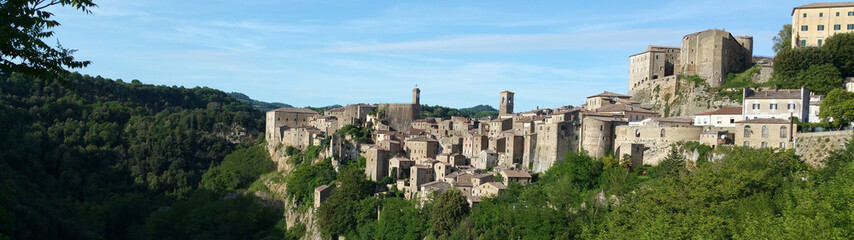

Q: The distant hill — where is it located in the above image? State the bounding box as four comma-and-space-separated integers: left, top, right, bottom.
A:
460, 104, 497, 113
228, 92, 293, 112
421, 104, 498, 119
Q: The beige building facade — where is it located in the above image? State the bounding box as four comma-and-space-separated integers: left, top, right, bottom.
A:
735, 118, 794, 149
792, 2, 854, 47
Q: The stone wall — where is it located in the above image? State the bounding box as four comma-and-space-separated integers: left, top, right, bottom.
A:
631, 76, 739, 117
377, 103, 420, 132
795, 131, 854, 166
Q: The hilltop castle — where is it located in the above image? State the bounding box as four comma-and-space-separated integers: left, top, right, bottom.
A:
629, 29, 753, 96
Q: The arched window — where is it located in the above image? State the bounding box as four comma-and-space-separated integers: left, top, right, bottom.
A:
744, 125, 752, 137
660, 129, 666, 138
635, 129, 641, 138
762, 126, 769, 138
780, 126, 788, 138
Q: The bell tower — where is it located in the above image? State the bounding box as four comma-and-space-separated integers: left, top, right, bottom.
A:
412, 88, 420, 105
499, 90, 514, 116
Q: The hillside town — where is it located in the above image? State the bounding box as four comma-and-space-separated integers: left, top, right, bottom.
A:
264, 2, 854, 207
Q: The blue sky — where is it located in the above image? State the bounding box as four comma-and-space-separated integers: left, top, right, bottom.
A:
51, 0, 809, 111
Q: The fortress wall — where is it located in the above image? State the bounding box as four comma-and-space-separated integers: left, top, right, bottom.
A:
795, 131, 854, 166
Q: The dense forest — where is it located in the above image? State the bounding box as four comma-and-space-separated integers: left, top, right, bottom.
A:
421, 104, 499, 119
305, 143, 854, 239
0, 72, 284, 239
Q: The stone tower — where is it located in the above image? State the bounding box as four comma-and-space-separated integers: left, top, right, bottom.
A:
413, 88, 420, 105
499, 90, 514, 116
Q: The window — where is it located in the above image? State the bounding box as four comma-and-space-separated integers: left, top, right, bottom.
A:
788, 103, 796, 110
801, 39, 807, 46
716, 117, 722, 124
762, 126, 769, 138
752, 103, 760, 110
780, 126, 787, 138
850, 11, 854, 16
801, 25, 808, 31
761, 142, 768, 148
744, 125, 752, 137
770, 103, 778, 110
818, 25, 824, 31
835, 24, 841, 30
635, 129, 640, 138
820, 12, 824, 17
660, 129, 666, 138
818, 39, 823, 47
780, 142, 787, 148
803, 13, 807, 17
849, 24, 854, 30
730, 118, 735, 124
599, 125, 603, 131
744, 141, 750, 147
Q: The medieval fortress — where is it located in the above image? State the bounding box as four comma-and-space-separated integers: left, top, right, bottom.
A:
265, 2, 854, 206
629, 29, 753, 96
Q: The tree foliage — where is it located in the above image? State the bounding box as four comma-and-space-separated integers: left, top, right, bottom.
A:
824, 32, 854, 77
772, 24, 792, 53
819, 88, 854, 128
429, 189, 470, 238
200, 145, 275, 193
0, 0, 95, 87
0, 72, 262, 239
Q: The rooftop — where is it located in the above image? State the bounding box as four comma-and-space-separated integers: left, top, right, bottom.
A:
588, 91, 630, 99
502, 169, 532, 179
793, 2, 854, 14
596, 104, 656, 114
271, 107, 320, 114
744, 88, 804, 99
695, 107, 743, 116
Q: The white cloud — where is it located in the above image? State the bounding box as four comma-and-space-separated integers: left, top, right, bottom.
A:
321, 29, 687, 53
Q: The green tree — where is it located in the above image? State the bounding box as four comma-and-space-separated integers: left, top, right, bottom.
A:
823, 32, 854, 77
430, 189, 470, 238
790, 63, 843, 95
819, 88, 854, 129
1, 0, 95, 87
772, 47, 833, 83
375, 198, 429, 240
772, 24, 792, 53
316, 167, 374, 237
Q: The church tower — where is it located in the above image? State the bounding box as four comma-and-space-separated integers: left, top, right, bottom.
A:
413, 88, 420, 105
499, 90, 514, 116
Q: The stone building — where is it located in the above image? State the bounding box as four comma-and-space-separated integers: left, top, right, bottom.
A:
281, 127, 322, 149
365, 147, 390, 182
809, 94, 825, 124
265, 107, 319, 146
462, 133, 488, 159
474, 149, 498, 170
791, 2, 854, 48
614, 117, 703, 165
694, 107, 742, 128
742, 88, 810, 122
473, 182, 506, 197
409, 165, 434, 193
735, 118, 794, 149
531, 116, 575, 172
579, 114, 627, 159
629, 29, 753, 94
376, 88, 422, 132
389, 157, 415, 179
314, 185, 332, 208
501, 169, 532, 186
680, 29, 753, 87
629, 46, 680, 95
405, 136, 438, 160
585, 91, 632, 111
310, 115, 340, 134
325, 104, 374, 127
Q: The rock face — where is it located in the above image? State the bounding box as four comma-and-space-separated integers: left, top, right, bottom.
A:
630, 75, 739, 118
